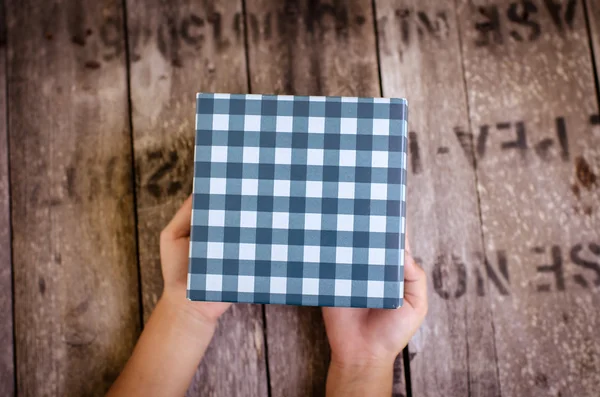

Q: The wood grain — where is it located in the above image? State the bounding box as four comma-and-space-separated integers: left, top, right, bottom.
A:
6, 1, 140, 395
125, 1, 268, 396
586, 0, 600, 94
392, 354, 406, 397
457, 0, 600, 395
0, 0, 15, 394
243, 1, 395, 396
375, 1, 500, 395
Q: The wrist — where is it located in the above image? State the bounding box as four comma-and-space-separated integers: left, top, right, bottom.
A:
108, 292, 216, 396
329, 356, 395, 378
157, 292, 218, 343
326, 357, 394, 397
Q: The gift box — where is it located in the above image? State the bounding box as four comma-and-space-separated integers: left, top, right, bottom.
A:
187, 93, 407, 308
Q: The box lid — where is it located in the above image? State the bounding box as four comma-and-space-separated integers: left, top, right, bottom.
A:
187, 93, 407, 308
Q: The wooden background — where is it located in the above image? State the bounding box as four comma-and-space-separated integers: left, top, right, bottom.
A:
1, 0, 599, 396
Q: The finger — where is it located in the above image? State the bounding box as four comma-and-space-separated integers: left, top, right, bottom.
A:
401, 232, 427, 313
403, 234, 421, 282
402, 249, 427, 312
403, 230, 419, 281
161, 195, 193, 241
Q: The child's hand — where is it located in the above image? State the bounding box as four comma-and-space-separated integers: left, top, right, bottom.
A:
322, 238, 427, 396
108, 196, 232, 397
159, 195, 231, 325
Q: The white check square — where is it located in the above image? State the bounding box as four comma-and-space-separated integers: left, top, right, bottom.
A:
240, 211, 257, 228
302, 278, 320, 295
276, 116, 293, 132
206, 274, 223, 291
303, 245, 321, 263
307, 148, 324, 165
207, 242, 224, 259
335, 279, 352, 296
308, 117, 325, 133
241, 179, 259, 195
239, 244, 256, 260
270, 277, 287, 294
271, 244, 288, 261
338, 182, 355, 199
243, 146, 260, 163
212, 114, 229, 130
371, 183, 388, 200
369, 248, 386, 265
272, 212, 289, 229
337, 214, 354, 231
238, 275, 255, 293
336, 247, 353, 264
210, 178, 227, 195
370, 215, 387, 232
275, 147, 292, 164
373, 119, 390, 135
371, 151, 389, 168
208, 210, 225, 226
368, 280, 385, 298
273, 179, 291, 197
244, 115, 261, 131
340, 117, 358, 134
306, 181, 323, 198
211, 146, 228, 162
239, 243, 256, 260
304, 213, 322, 230
339, 150, 356, 167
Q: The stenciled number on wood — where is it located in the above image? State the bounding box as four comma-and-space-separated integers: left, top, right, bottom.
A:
100, 16, 124, 61
376, 6, 450, 54
246, 3, 361, 43
476, 118, 569, 161
126, 11, 244, 67
393, 8, 449, 46
424, 251, 510, 300
407, 114, 600, 174
421, 242, 600, 300
145, 150, 183, 198
474, 0, 577, 46
377, 0, 578, 52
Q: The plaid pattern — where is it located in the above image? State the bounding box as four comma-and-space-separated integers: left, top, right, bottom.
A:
187, 93, 407, 308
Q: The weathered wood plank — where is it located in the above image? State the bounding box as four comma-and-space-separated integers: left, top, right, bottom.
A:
375, 1, 501, 396
125, 1, 268, 396
243, 1, 398, 396
392, 355, 406, 397
0, 0, 15, 394
6, 1, 140, 395
457, 0, 600, 395
586, 0, 600, 94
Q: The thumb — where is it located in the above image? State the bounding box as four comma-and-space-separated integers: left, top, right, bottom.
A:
402, 233, 427, 313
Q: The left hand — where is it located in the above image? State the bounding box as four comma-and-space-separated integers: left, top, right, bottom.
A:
322, 236, 427, 374
107, 195, 233, 397
159, 195, 231, 324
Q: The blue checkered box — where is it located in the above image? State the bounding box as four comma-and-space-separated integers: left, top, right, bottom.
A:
187, 93, 407, 308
